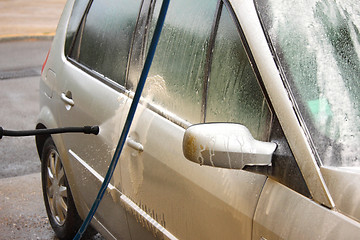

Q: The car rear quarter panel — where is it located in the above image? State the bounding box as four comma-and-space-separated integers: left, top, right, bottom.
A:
38, 1, 128, 239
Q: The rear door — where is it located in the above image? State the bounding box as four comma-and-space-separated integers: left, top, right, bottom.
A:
56, 0, 142, 237
119, 1, 272, 239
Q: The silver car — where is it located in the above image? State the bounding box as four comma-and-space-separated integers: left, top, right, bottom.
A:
36, 0, 360, 239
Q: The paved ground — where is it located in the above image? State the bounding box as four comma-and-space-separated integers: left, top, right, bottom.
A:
0, 39, 56, 238
0, 0, 66, 236
0, 173, 56, 240
0, 39, 52, 179
0, 1, 86, 239
0, 39, 51, 73
0, 76, 41, 179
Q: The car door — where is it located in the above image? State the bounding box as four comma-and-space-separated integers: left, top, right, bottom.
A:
55, 0, 142, 237
119, 1, 271, 239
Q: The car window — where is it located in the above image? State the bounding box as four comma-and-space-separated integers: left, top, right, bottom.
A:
255, 0, 360, 167
142, 0, 218, 124
204, 3, 310, 197
69, 0, 141, 86
126, 0, 156, 90
205, 4, 272, 141
64, 0, 89, 55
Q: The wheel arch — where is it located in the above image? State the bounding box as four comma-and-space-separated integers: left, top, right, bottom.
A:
35, 123, 51, 161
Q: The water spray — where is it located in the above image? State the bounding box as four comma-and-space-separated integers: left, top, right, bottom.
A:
0, 126, 99, 139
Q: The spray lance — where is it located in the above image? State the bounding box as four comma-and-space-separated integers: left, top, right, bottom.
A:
0, 126, 99, 139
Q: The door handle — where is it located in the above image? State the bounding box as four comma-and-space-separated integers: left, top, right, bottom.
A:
61, 92, 74, 109
126, 137, 144, 152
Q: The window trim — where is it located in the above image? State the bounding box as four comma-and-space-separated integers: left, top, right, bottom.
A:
67, 57, 128, 94
66, 0, 93, 57
201, 0, 223, 122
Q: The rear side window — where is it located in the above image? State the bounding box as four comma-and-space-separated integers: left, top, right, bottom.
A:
68, 0, 141, 86
65, 0, 89, 55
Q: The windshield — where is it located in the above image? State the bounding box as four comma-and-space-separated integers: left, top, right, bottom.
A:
255, 0, 360, 167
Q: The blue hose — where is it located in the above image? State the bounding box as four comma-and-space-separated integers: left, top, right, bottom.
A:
73, 0, 170, 239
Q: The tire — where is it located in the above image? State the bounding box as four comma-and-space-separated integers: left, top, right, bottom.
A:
41, 138, 83, 240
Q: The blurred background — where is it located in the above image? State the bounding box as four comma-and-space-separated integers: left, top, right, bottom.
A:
0, 1, 73, 239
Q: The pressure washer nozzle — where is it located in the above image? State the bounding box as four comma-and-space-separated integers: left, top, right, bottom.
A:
83, 126, 100, 135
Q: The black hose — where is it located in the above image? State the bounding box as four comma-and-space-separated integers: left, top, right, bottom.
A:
0, 126, 99, 139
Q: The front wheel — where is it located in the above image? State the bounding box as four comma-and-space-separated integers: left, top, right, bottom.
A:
41, 138, 83, 239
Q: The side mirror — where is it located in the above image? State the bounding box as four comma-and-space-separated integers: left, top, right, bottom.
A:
182, 123, 277, 169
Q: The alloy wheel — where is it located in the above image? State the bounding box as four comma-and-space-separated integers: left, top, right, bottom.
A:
46, 149, 68, 226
